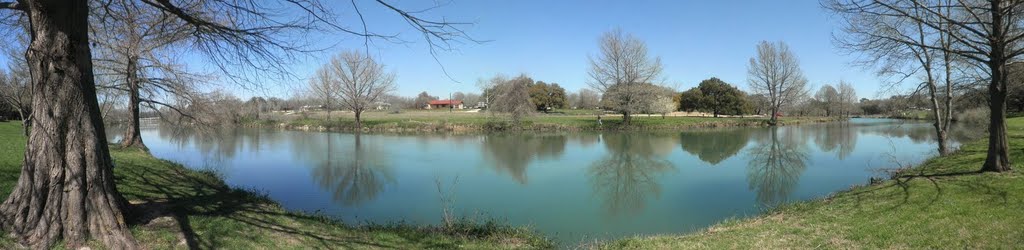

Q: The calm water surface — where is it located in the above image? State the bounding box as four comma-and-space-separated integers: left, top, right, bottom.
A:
111, 118, 977, 244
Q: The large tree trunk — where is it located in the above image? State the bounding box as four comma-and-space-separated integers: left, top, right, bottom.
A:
0, 0, 139, 248
982, 1, 1012, 173
622, 112, 631, 126
983, 66, 1011, 172
121, 57, 146, 150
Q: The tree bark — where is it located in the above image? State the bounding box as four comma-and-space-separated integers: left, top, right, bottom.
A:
983, 61, 1011, 172
0, 0, 139, 248
354, 110, 362, 129
982, 1, 1012, 173
622, 112, 631, 125
120, 57, 146, 150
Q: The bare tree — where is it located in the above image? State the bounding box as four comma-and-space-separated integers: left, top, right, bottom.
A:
815, 84, 840, 116
90, 2, 198, 150
837, 80, 858, 117
577, 88, 601, 109
0, 0, 478, 248
588, 28, 664, 125
0, 37, 30, 135
327, 50, 396, 129
489, 74, 535, 125
308, 67, 339, 119
825, 0, 1019, 171
747, 41, 809, 125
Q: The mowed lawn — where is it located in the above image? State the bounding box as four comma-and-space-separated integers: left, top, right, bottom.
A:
0, 122, 551, 249
600, 119, 1024, 249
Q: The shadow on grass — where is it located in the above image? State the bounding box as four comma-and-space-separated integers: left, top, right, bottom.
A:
115, 157, 480, 249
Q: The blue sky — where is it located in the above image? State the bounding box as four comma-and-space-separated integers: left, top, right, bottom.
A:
2, 1, 892, 100
289, 0, 888, 99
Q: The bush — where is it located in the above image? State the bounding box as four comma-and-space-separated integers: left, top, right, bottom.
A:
953, 107, 989, 126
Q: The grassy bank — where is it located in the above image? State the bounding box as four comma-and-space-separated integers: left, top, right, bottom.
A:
599, 119, 1024, 249
258, 110, 840, 132
0, 122, 551, 249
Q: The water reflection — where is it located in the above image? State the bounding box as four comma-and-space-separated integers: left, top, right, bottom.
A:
481, 134, 568, 184
812, 122, 857, 160
123, 118, 989, 244
588, 134, 677, 216
746, 127, 809, 207
305, 133, 395, 206
678, 128, 752, 165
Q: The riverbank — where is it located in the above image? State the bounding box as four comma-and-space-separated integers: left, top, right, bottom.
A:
597, 118, 1024, 249
0, 122, 552, 249
253, 110, 841, 133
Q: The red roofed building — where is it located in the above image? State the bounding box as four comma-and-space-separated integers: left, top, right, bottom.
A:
426, 100, 464, 109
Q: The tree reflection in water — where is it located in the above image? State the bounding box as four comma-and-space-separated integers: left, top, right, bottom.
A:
588, 133, 676, 216
481, 134, 567, 184
746, 127, 809, 207
679, 128, 752, 165
309, 133, 394, 206
811, 122, 857, 160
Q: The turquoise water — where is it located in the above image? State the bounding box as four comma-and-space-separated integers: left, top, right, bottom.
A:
115, 118, 975, 244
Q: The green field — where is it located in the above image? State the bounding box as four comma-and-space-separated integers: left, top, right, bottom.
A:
0, 122, 551, 249
598, 119, 1024, 249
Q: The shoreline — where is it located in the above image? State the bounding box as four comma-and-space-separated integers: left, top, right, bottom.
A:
597, 118, 1024, 249
247, 116, 845, 133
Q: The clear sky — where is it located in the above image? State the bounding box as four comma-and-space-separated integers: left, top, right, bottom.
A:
0, 1, 894, 100
284, 0, 888, 100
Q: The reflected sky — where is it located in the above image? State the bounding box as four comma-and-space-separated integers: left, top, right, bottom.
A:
111, 118, 980, 245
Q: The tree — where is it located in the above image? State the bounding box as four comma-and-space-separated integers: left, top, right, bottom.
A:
463, 93, 481, 107
413, 91, 439, 109
327, 50, 396, 129
0, 39, 30, 135
837, 81, 858, 117
747, 41, 809, 125
648, 95, 677, 118
747, 94, 770, 116
587, 28, 664, 125
451, 92, 467, 103
245, 97, 267, 120
90, 2, 198, 150
308, 67, 339, 118
576, 88, 601, 109
814, 84, 840, 117
678, 88, 704, 112
0, 0, 476, 248
825, 0, 1017, 171
695, 77, 749, 117
489, 74, 535, 124
528, 81, 567, 112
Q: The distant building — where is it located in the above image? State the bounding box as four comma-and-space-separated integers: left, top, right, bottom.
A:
374, 102, 391, 110
426, 100, 464, 109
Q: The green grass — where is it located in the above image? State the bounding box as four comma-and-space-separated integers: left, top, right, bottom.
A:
0, 122, 552, 249
267, 110, 837, 132
599, 119, 1024, 249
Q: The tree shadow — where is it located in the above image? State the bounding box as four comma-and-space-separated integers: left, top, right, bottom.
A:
116, 158, 455, 249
